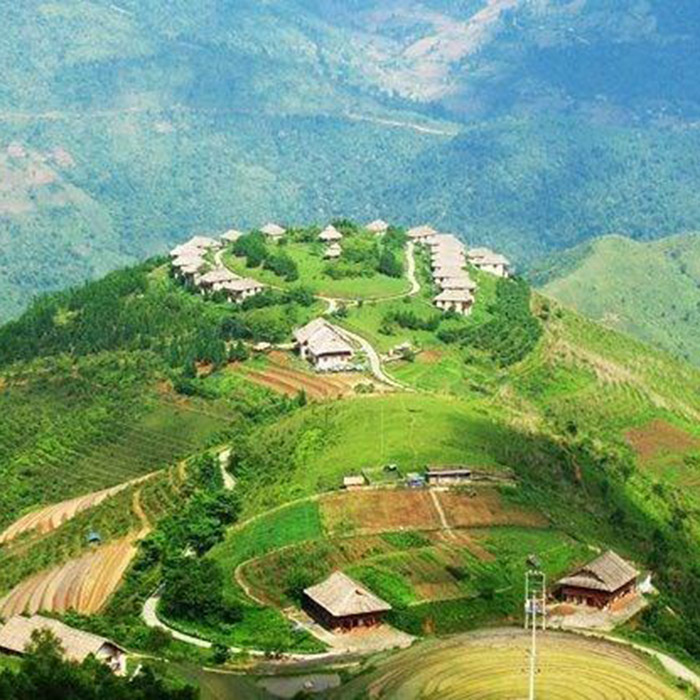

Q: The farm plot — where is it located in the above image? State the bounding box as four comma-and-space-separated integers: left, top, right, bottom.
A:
321, 490, 442, 535
0, 535, 140, 617
438, 489, 548, 529
320, 488, 546, 536
331, 629, 687, 700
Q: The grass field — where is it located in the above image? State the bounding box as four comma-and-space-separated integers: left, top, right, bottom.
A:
332, 630, 688, 699
236, 393, 513, 511
223, 242, 410, 299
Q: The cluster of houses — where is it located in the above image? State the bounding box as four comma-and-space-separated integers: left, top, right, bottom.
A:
169, 233, 266, 303
0, 614, 127, 674
293, 318, 356, 371
405, 225, 511, 317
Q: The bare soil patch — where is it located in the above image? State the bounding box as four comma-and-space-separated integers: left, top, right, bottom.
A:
321, 490, 442, 535
626, 420, 700, 464
437, 489, 547, 529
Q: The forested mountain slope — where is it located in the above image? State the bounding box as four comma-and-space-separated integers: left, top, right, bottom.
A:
532, 233, 700, 366
4, 0, 700, 320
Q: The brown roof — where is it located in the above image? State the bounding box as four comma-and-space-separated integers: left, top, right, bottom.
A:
0, 615, 123, 662
439, 276, 477, 291
557, 551, 638, 593
198, 269, 239, 285
304, 572, 391, 617
434, 289, 474, 303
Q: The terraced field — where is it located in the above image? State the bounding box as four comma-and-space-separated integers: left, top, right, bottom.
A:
333, 630, 687, 699
0, 473, 156, 544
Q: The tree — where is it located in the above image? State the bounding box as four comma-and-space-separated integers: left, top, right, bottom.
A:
378, 249, 403, 278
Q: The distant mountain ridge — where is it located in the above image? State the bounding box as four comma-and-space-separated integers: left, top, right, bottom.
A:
533, 233, 700, 366
3, 1, 700, 320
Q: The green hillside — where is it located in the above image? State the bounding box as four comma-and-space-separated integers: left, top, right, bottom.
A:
3, 234, 700, 690
532, 233, 700, 366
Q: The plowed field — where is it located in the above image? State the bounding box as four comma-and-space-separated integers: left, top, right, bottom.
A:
332, 629, 687, 699
321, 489, 545, 535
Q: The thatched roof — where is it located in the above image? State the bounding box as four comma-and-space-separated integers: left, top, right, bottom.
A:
324, 242, 342, 258
429, 234, 463, 248
261, 223, 286, 237
319, 225, 343, 242
220, 278, 264, 292
406, 225, 437, 239
304, 572, 391, 617
468, 248, 510, 266
198, 269, 239, 285
435, 289, 474, 303
557, 551, 638, 593
0, 615, 123, 663
366, 219, 389, 234
221, 229, 243, 243
294, 319, 353, 357
187, 236, 219, 249
439, 276, 477, 291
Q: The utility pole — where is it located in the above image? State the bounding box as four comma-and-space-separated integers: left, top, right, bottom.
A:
524, 556, 546, 700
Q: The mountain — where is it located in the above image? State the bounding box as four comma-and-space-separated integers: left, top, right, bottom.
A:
532, 233, 700, 366
4, 1, 700, 324
2, 231, 700, 678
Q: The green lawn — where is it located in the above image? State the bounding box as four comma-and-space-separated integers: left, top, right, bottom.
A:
223, 243, 411, 299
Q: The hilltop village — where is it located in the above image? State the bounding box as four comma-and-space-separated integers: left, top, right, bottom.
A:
169, 221, 511, 373
169, 221, 511, 315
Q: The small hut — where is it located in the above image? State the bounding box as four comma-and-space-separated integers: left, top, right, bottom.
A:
468, 248, 511, 278
555, 550, 639, 610
303, 571, 391, 631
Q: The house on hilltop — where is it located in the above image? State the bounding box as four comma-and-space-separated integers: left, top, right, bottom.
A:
366, 219, 389, 235
324, 242, 343, 260
197, 268, 240, 294
0, 615, 127, 674
434, 289, 474, 316
219, 277, 266, 303
294, 318, 355, 371
319, 225, 343, 242
260, 223, 286, 240
440, 275, 477, 292
407, 224, 437, 242
303, 571, 391, 631
555, 550, 639, 610
468, 248, 511, 278
221, 229, 243, 244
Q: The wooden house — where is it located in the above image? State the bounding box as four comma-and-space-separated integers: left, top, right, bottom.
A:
0, 615, 127, 675
555, 550, 639, 610
434, 289, 474, 316
293, 319, 355, 371
303, 571, 391, 631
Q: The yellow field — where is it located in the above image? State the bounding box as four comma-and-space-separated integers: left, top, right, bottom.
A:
333, 630, 687, 699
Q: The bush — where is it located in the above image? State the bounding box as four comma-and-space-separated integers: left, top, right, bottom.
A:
378, 248, 403, 278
